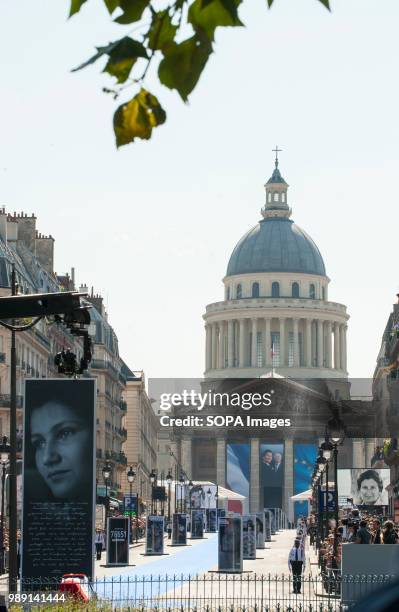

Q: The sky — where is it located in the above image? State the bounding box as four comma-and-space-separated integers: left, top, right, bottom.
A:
1, 0, 399, 379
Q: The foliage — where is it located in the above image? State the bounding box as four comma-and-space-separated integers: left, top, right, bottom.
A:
69, 0, 331, 146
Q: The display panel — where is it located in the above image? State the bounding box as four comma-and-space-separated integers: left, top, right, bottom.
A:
242, 515, 256, 560
206, 508, 218, 532
191, 509, 204, 538
146, 515, 165, 554
338, 469, 390, 506
107, 516, 129, 566
218, 516, 243, 573
260, 442, 284, 509
255, 513, 265, 549
172, 513, 187, 546
22, 379, 96, 583
265, 507, 276, 535
264, 510, 271, 542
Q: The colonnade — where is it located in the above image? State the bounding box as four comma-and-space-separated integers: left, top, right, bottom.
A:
205, 317, 347, 372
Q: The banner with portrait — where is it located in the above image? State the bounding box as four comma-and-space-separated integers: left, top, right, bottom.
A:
338, 469, 390, 507
172, 513, 187, 546
218, 516, 243, 573
191, 509, 204, 538
22, 379, 96, 583
260, 442, 284, 510
146, 515, 165, 554
107, 516, 129, 566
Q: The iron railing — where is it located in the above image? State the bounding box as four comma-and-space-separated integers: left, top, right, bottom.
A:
11, 573, 395, 611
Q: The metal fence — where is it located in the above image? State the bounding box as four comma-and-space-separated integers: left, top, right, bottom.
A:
14, 573, 395, 611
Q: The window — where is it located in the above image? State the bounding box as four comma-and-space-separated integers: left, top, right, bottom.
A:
322, 287, 325, 300
257, 331, 263, 367
236, 284, 242, 299
274, 192, 279, 202
268, 192, 272, 203
271, 332, 280, 367
282, 193, 286, 203
292, 282, 299, 298
272, 282, 280, 298
226, 286, 230, 300
252, 282, 260, 298
309, 283, 316, 299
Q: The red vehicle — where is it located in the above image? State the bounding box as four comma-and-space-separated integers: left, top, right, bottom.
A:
59, 574, 96, 602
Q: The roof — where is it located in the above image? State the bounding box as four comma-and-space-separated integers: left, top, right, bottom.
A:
226, 217, 326, 277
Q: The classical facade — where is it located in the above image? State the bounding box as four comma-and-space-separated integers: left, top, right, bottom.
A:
204, 158, 349, 378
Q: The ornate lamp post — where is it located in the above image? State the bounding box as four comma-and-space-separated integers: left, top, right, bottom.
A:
0, 436, 10, 575
178, 472, 185, 513
126, 466, 136, 542
327, 416, 345, 563
150, 469, 157, 515
317, 456, 327, 539
102, 462, 112, 536
166, 470, 173, 523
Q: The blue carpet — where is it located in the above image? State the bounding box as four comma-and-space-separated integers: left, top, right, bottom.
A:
94, 535, 218, 605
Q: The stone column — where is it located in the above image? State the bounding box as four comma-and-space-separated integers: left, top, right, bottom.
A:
228, 319, 234, 368
293, 318, 300, 367
352, 439, 365, 468
239, 319, 246, 368
251, 318, 257, 367
216, 438, 226, 487
317, 320, 323, 368
326, 321, 332, 368
283, 438, 294, 517
211, 323, 217, 370
181, 437, 192, 478
218, 322, 224, 369
334, 322, 341, 370
279, 318, 286, 366
305, 319, 312, 367
205, 324, 212, 371
340, 324, 346, 373
250, 438, 260, 512
264, 318, 271, 367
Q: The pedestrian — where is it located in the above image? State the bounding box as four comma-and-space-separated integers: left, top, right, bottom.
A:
95, 528, 105, 560
382, 520, 398, 544
288, 539, 306, 594
372, 519, 382, 544
355, 519, 372, 544
167, 520, 172, 539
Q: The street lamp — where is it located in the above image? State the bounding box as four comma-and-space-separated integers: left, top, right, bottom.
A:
179, 472, 185, 513
0, 436, 10, 575
150, 469, 157, 515
126, 466, 136, 542
166, 470, 173, 523
327, 415, 345, 565
102, 462, 112, 536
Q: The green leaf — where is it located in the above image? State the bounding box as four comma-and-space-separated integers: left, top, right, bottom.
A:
72, 41, 120, 72
266, 0, 274, 7
188, 0, 243, 41
113, 88, 166, 147
318, 0, 330, 9
103, 38, 147, 83
158, 33, 212, 101
69, 0, 88, 17
103, 0, 120, 13
114, 0, 150, 24
148, 11, 178, 51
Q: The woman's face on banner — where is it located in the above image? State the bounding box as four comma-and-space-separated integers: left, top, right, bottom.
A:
358, 478, 380, 504
30, 402, 92, 499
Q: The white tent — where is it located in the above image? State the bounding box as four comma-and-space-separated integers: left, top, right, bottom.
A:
290, 489, 312, 501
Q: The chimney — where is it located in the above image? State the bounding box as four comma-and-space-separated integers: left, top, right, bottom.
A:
6, 215, 18, 241
35, 231, 54, 274
0, 208, 7, 242
87, 293, 104, 316
16, 212, 37, 253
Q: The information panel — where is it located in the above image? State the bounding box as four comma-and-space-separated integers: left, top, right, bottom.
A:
172, 513, 187, 546
191, 510, 204, 539
265, 508, 276, 535
106, 516, 129, 566
255, 513, 265, 549
206, 508, 218, 532
264, 510, 271, 542
146, 515, 165, 555
242, 515, 256, 560
218, 517, 243, 573
22, 379, 96, 583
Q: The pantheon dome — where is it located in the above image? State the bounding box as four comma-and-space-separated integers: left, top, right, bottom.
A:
203, 156, 349, 379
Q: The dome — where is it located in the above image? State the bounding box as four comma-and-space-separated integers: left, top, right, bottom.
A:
226, 217, 326, 277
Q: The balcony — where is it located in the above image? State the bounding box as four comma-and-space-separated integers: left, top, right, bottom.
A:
105, 450, 128, 466
0, 394, 23, 408
119, 400, 127, 412
205, 296, 348, 316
